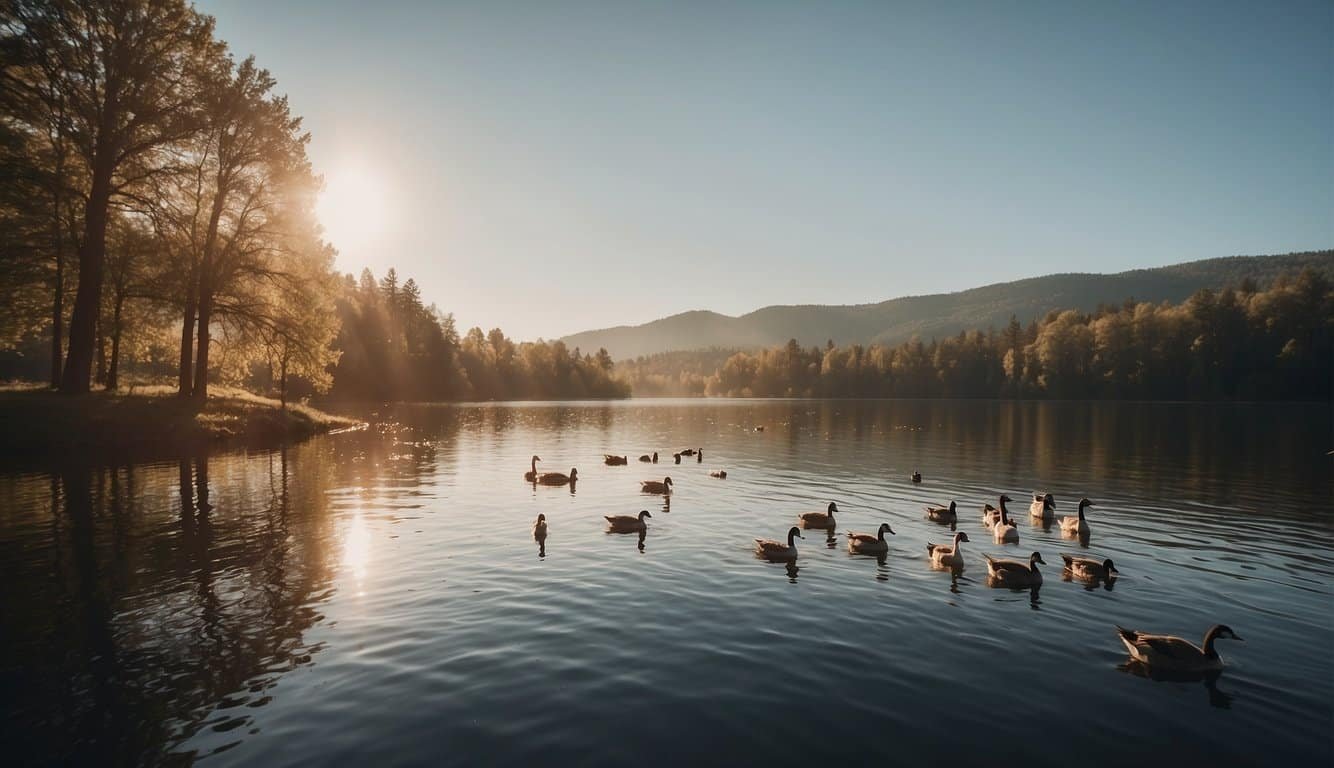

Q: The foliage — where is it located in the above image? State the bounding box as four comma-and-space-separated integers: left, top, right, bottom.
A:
631, 271, 1333, 401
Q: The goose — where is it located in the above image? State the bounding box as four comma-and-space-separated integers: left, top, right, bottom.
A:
641, 477, 673, 494
984, 551, 1046, 587
604, 454, 628, 466
523, 455, 541, 482
924, 500, 957, 523
1059, 498, 1094, 537
673, 453, 682, 464
538, 468, 577, 486
847, 523, 895, 554
606, 510, 651, 533
638, 452, 658, 463
755, 526, 803, 561
696, 449, 703, 463
910, 470, 922, 483
754, 425, 765, 432
981, 503, 1001, 527
992, 495, 1019, 543
1029, 492, 1056, 520
532, 513, 547, 540
1060, 553, 1119, 581
1116, 625, 1243, 672
679, 448, 697, 457
709, 470, 727, 479
798, 502, 838, 529
927, 531, 970, 569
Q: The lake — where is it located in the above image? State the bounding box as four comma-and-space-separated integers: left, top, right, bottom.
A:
1, 399, 1330, 766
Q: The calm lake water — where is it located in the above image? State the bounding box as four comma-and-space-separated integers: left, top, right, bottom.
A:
1, 400, 1331, 766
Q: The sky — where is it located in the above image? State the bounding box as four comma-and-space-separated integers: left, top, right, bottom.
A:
197, 0, 1333, 341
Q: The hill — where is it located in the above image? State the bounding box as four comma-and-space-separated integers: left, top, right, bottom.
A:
562, 251, 1334, 359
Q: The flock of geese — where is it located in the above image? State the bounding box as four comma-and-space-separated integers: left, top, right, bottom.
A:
523, 455, 1243, 675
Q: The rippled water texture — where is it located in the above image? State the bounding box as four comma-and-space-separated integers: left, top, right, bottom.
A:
1, 400, 1330, 766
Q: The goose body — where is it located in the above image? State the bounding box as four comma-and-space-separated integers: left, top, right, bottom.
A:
641, 477, 673, 494
756, 526, 803, 561
847, 523, 895, 554
638, 452, 659, 463
982, 504, 1002, 527
606, 509, 651, 532
924, 500, 957, 523
910, 470, 922, 483
1116, 625, 1243, 672
927, 531, 970, 569
532, 513, 547, 540
679, 448, 697, 457
523, 455, 541, 482
1030, 492, 1056, 520
1060, 553, 1119, 581
1059, 498, 1093, 537
538, 467, 578, 486
992, 495, 1019, 543
604, 455, 628, 466
984, 551, 1046, 586
798, 502, 839, 529
709, 470, 727, 479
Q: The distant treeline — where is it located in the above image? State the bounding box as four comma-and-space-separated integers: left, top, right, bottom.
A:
328, 268, 629, 402
616, 270, 1332, 401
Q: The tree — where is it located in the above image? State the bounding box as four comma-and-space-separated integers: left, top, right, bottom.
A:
2, 0, 218, 393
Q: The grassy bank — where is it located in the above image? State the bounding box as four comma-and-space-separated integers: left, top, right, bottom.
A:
0, 384, 362, 461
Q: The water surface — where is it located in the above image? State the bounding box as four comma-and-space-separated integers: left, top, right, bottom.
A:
2, 400, 1330, 766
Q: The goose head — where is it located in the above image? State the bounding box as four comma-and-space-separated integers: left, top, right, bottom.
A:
948, 501, 957, 513
1102, 558, 1119, 576
664, 477, 673, 487
536, 513, 546, 523
569, 468, 579, 481
638, 510, 652, 521
827, 502, 838, 515
1078, 497, 1093, 517
878, 523, 895, 539
1043, 493, 1056, 509
1211, 624, 1243, 642
787, 526, 804, 545
1029, 551, 1047, 567
954, 531, 971, 544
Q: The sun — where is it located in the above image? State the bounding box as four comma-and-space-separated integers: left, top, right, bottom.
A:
317, 162, 390, 259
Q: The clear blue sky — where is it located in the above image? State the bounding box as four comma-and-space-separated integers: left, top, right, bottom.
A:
199, 0, 1332, 341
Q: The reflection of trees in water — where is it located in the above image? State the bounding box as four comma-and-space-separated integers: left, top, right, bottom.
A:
0, 445, 337, 764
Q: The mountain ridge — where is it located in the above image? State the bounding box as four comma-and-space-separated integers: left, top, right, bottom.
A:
561, 251, 1334, 359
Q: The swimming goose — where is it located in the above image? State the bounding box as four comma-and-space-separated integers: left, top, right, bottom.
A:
538, 468, 577, 485
638, 452, 658, 463
755, 526, 803, 561
673, 453, 682, 464
847, 523, 895, 554
924, 501, 957, 523
927, 531, 970, 569
709, 470, 727, 479
679, 448, 697, 457
992, 495, 1019, 543
604, 454, 628, 466
696, 449, 703, 463
606, 509, 651, 532
1060, 553, 1119, 581
982, 503, 1001, 527
523, 455, 541, 482
798, 502, 838, 529
1116, 625, 1243, 672
1030, 492, 1056, 520
641, 477, 673, 494
1059, 498, 1094, 537
984, 551, 1046, 587
532, 513, 547, 540
911, 470, 922, 483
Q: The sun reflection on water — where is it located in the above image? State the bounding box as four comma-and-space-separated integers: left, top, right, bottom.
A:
343, 512, 371, 596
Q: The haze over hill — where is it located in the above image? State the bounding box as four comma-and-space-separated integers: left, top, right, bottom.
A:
562, 251, 1334, 359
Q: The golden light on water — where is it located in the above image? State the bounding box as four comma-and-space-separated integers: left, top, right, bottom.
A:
317, 161, 390, 258
342, 511, 371, 595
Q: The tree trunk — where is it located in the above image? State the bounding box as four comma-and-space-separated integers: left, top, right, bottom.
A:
108, 293, 124, 390
95, 309, 106, 387
192, 286, 212, 402
280, 350, 288, 409
178, 274, 196, 397
50, 196, 64, 388
60, 161, 113, 395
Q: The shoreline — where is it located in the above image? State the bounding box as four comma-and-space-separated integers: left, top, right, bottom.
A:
0, 386, 362, 464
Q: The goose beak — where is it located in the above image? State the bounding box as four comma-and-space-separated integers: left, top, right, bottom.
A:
1232, 633, 1245, 643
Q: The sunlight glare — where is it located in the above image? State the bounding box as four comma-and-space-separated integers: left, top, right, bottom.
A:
343, 511, 371, 596
318, 161, 390, 259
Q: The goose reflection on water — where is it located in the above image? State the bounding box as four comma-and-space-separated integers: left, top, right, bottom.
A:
1119, 662, 1235, 710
